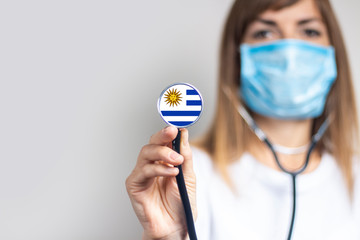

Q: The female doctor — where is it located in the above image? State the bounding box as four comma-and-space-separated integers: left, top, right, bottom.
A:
126, 0, 360, 239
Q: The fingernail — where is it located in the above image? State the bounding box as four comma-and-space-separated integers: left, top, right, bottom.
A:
167, 167, 179, 175
170, 152, 182, 161
163, 126, 170, 132
171, 167, 179, 175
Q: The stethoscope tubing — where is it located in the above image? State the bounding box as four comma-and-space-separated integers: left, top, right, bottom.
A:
263, 137, 318, 240
239, 106, 330, 240
172, 129, 197, 240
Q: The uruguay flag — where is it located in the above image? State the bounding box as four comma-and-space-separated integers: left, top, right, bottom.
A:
158, 83, 203, 128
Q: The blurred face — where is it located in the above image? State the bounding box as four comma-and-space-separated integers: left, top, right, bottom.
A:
242, 0, 330, 46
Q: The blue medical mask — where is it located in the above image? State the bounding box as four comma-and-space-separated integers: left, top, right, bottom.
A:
240, 39, 337, 119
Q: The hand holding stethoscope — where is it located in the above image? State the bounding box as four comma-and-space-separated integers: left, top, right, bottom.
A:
127, 83, 201, 239
125, 125, 197, 239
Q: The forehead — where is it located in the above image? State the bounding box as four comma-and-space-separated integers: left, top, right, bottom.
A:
259, 0, 322, 21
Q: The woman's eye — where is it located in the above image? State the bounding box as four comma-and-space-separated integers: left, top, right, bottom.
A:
304, 29, 321, 37
252, 30, 273, 39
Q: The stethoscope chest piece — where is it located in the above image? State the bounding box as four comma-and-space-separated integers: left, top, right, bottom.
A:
158, 83, 203, 128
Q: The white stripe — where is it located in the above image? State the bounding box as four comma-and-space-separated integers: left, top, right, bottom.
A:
163, 116, 198, 122
185, 95, 201, 100
160, 105, 202, 111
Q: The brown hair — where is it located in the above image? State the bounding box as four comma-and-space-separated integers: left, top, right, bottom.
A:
196, 0, 359, 194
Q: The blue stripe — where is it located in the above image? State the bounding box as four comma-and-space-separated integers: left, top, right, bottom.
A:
161, 111, 200, 116
169, 121, 194, 127
186, 100, 202, 106
186, 90, 198, 95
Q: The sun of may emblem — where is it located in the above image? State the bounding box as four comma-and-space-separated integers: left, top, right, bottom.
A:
164, 88, 182, 107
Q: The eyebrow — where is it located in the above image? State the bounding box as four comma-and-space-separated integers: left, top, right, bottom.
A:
255, 17, 322, 26
298, 18, 321, 25
256, 18, 277, 26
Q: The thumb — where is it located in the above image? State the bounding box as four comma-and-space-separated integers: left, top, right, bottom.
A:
179, 128, 194, 175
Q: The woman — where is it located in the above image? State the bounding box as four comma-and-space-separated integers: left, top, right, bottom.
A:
126, 0, 360, 239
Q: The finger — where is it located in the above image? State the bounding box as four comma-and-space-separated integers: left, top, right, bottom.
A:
133, 163, 179, 184
149, 126, 178, 145
138, 145, 184, 166
179, 128, 194, 175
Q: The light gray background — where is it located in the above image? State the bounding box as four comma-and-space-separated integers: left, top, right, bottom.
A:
0, 0, 359, 239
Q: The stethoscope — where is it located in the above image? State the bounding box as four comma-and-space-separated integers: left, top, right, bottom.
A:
237, 105, 331, 240
164, 84, 331, 240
